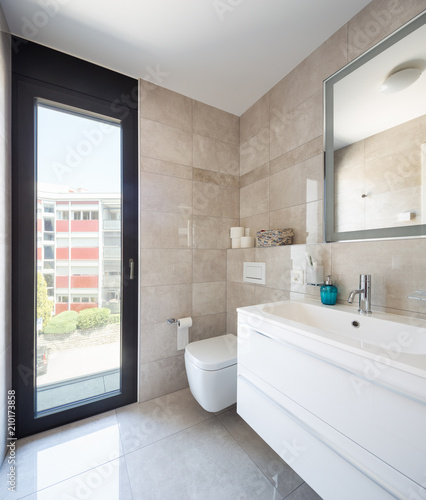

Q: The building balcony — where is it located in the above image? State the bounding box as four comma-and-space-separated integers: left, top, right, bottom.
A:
103, 220, 120, 230
103, 275, 120, 287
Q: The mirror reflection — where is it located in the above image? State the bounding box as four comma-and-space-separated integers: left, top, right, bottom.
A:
325, 11, 426, 241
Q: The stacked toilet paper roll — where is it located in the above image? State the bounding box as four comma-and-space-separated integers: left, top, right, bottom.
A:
240, 236, 255, 248
177, 317, 192, 350
230, 227, 254, 248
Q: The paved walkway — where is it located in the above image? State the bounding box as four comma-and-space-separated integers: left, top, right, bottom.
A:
37, 342, 120, 386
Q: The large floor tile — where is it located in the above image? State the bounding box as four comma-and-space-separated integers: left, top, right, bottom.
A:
21, 457, 133, 500
285, 482, 323, 500
0, 411, 123, 499
125, 418, 282, 500
115, 388, 211, 454
218, 409, 304, 498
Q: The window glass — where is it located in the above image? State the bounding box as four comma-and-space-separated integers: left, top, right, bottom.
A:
44, 218, 54, 231
44, 246, 54, 259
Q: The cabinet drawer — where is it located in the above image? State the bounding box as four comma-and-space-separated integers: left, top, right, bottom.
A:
237, 375, 395, 500
238, 322, 426, 486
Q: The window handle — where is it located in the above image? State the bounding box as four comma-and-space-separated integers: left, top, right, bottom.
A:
129, 258, 135, 280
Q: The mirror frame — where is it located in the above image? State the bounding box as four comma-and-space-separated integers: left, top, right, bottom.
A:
324, 9, 426, 242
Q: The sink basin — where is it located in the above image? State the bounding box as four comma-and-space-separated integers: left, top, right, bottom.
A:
260, 300, 426, 355
237, 299, 426, 377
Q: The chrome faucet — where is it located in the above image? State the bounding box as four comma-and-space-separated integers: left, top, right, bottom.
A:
348, 274, 372, 314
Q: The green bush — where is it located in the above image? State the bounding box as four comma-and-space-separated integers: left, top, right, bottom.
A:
77, 308, 111, 330
43, 310, 78, 334
56, 311, 78, 322
108, 314, 120, 324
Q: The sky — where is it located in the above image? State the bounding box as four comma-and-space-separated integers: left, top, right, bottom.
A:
37, 104, 121, 194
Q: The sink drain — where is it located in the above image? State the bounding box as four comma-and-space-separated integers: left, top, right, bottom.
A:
352, 320, 360, 328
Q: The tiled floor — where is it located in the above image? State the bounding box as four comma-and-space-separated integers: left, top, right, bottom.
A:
0, 388, 322, 499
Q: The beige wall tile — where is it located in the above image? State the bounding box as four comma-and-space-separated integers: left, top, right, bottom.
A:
270, 154, 323, 211
329, 239, 426, 312
140, 249, 192, 286
139, 355, 188, 402
334, 141, 365, 172
141, 118, 193, 166
193, 215, 239, 249
240, 127, 269, 176
270, 91, 323, 161
270, 26, 347, 118
141, 284, 192, 325
240, 177, 269, 219
227, 282, 256, 314
140, 81, 192, 131
364, 114, 426, 161
366, 152, 420, 195
347, 0, 426, 61
193, 249, 227, 283
270, 137, 323, 175
191, 313, 227, 342
193, 100, 239, 145
254, 287, 290, 305
193, 182, 239, 218
140, 212, 192, 249
255, 246, 292, 290
240, 93, 270, 145
240, 163, 269, 188
270, 201, 323, 245
140, 172, 192, 214
226, 313, 238, 335
365, 186, 421, 230
140, 322, 182, 364
240, 214, 270, 243
306, 201, 324, 244
193, 168, 239, 188
192, 281, 227, 316
335, 144, 366, 232
141, 157, 192, 180
227, 248, 256, 283
335, 115, 426, 232
193, 134, 239, 176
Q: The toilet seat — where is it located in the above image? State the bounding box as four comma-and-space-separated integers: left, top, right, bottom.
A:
185, 334, 237, 371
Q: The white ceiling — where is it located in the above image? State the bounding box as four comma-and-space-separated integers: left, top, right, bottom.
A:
0, 0, 372, 116
333, 22, 426, 149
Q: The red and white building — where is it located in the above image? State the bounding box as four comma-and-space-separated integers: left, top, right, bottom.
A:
37, 184, 121, 316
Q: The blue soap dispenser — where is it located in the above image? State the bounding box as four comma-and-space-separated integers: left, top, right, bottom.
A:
321, 275, 337, 305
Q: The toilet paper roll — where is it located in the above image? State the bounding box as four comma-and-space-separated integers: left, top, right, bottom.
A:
230, 227, 244, 238
177, 317, 192, 350
231, 237, 241, 248
240, 236, 255, 248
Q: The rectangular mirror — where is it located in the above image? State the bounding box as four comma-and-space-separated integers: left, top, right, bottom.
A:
324, 10, 426, 242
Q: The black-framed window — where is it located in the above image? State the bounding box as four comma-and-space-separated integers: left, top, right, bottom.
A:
12, 38, 138, 438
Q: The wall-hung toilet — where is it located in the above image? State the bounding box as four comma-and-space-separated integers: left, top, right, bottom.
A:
185, 334, 237, 412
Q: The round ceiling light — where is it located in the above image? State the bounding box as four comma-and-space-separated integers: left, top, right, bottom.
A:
380, 67, 422, 94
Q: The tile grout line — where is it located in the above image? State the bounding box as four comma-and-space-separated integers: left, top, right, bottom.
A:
120, 413, 216, 460
213, 413, 284, 498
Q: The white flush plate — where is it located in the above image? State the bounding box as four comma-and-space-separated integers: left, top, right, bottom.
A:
243, 262, 266, 285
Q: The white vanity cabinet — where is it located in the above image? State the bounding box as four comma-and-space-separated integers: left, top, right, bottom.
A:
237, 306, 426, 500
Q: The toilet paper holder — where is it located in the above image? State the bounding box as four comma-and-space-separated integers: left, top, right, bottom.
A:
167, 318, 177, 324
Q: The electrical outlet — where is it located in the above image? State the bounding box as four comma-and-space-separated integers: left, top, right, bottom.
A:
291, 270, 304, 285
